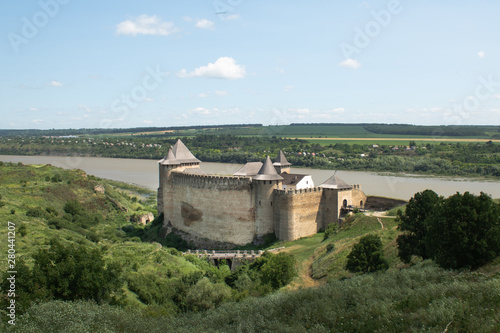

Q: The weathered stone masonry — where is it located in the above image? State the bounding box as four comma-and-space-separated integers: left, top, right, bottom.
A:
158, 140, 367, 245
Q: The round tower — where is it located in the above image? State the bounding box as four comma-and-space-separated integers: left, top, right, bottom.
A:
157, 139, 201, 215
253, 156, 283, 237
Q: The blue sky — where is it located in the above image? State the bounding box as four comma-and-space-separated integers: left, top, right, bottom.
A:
2, 0, 500, 129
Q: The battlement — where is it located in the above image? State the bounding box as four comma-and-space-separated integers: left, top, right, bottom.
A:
171, 171, 252, 187
274, 187, 323, 197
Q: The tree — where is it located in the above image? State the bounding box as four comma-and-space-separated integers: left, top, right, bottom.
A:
346, 235, 389, 273
259, 252, 297, 289
428, 192, 500, 269
31, 239, 122, 303
397, 191, 500, 269
396, 190, 443, 263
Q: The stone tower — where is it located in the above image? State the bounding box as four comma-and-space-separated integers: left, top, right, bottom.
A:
273, 150, 291, 174
253, 156, 283, 237
157, 139, 201, 215
319, 174, 354, 228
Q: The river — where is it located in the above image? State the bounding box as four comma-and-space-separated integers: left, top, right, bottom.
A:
1, 155, 499, 200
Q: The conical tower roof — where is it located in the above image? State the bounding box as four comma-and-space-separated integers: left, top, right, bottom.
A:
159, 147, 180, 165
273, 150, 291, 167
253, 156, 283, 181
158, 139, 201, 165
320, 174, 352, 189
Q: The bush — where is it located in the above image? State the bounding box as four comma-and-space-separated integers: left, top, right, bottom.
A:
51, 174, 63, 183
26, 206, 46, 218
346, 234, 389, 273
19, 224, 27, 237
64, 200, 83, 216
10, 209, 15, 215
326, 243, 335, 253
323, 222, 338, 241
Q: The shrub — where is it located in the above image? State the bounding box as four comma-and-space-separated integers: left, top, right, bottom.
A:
26, 206, 45, 218
323, 223, 338, 241
51, 174, 63, 183
326, 243, 335, 253
346, 234, 389, 273
19, 224, 27, 237
10, 209, 15, 215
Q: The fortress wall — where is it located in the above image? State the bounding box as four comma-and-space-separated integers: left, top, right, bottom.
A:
167, 172, 256, 245
352, 187, 367, 208
274, 188, 324, 241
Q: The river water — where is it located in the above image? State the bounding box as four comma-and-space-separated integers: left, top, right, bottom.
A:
1, 155, 499, 200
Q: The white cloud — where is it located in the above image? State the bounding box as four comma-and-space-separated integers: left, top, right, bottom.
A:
30, 107, 39, 111
142, 120, 153, 124
214, 90, 229, 96
190, 107, 214, 115
183, 16, 194, 22
478, 51, 486, 58
195, 19, 215, 30
490, 108, 500, 114
116, 15, 179, 36
283, 85, 295, 92
491, 94, 500, 99
178, 57, 246, 80
145, 98, 154, 102
198, 92, 210, 98
50, 81, 63, 87
339, 58, 361, 69
32, 119, 44, 123
276, 67, 285, 74
328, 108, 345, 114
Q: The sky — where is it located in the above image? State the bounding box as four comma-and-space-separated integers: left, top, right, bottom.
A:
1, 0, 500, 129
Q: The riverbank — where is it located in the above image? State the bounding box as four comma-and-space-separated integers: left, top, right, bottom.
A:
1, 155, 499, 200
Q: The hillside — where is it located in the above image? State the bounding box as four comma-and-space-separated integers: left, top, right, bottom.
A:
1, 163, 499, 332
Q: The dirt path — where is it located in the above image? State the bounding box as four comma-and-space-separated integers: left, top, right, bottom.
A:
286, 256, 322, 291
377, 218, 384, 230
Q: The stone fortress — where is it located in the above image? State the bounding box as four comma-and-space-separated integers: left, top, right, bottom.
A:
157, 139, 366, 246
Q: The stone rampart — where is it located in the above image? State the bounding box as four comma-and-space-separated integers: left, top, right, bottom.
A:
274, 187, 324, 241
166, 172, 256, 245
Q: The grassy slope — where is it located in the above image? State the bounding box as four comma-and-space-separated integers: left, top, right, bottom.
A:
0, 163, 201, 302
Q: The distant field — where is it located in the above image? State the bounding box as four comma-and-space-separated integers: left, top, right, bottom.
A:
299, 137, 500, 146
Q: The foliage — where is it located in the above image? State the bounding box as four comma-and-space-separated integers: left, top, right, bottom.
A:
226, 252, 296, 295
397, 190, 500, 269
10, 262, 500, 333
345, 234, 389, 273
396, 190, 442, 263
30, 239, 122, 303
323, 222, 338, 241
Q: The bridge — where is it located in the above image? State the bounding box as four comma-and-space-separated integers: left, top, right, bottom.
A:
184, 248, 285, 270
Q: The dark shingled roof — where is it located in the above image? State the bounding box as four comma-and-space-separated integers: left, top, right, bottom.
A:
273, 150, 291, 167
158, 148, 180, 165
253, 156, 283, 181
320, 174, 353, 190
233, 162, 263, 176
281, 173, 306, 186
159, 139, 201, 165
